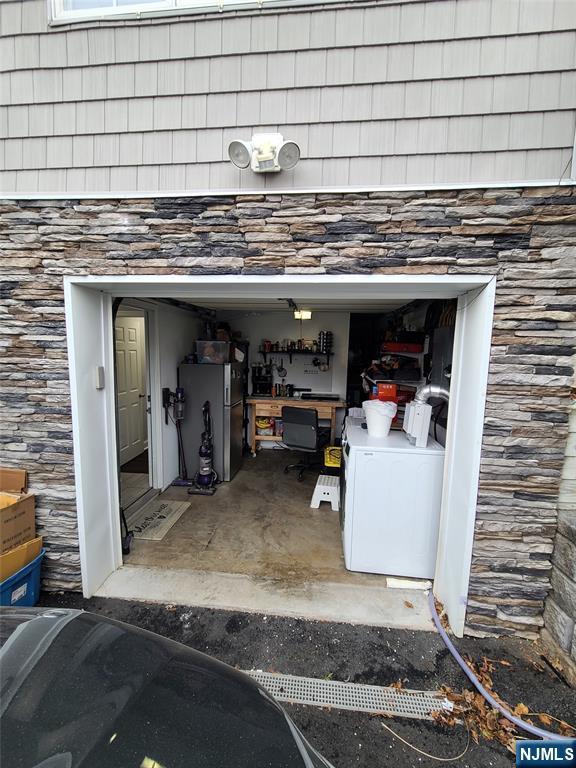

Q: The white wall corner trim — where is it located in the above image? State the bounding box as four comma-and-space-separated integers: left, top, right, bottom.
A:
3, 179, 576, 203
433, 278, 497, 637
570, 125, 576, 182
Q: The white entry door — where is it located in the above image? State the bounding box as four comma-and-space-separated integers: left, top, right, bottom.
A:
115, 316, 148, 465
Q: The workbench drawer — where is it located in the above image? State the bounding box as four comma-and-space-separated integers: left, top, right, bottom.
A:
256, 404, 283, 417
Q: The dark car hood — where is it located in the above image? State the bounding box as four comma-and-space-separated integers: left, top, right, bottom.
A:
0, 608, 320, 768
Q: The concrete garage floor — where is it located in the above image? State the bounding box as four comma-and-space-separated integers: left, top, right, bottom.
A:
104, 450, 431, 629
39, 594, 576, 768
126, 450, 376, 582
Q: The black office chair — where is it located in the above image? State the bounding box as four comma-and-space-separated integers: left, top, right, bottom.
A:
281, 406, 329, 481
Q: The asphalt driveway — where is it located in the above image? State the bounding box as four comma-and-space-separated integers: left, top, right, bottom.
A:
39, 592, 575, 767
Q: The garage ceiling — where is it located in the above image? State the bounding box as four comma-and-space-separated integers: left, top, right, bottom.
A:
178, 297, 409, 313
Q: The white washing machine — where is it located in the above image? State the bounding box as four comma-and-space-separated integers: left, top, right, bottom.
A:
340, 419, 445, 579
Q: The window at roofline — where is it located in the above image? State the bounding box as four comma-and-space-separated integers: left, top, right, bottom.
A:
51, 0, 318, 23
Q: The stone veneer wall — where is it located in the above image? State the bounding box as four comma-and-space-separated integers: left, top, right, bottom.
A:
542, 401, 576, 684
1, 186, 575, 638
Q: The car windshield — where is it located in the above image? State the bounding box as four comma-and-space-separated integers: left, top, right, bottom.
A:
1, 611, 306, 768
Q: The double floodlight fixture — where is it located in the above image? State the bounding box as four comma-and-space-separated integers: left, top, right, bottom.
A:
228, 133, 301, 173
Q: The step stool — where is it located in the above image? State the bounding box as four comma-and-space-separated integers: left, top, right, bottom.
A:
310, 474, 340, 512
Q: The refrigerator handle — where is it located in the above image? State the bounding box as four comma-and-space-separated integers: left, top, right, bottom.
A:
225, 386, 230, 406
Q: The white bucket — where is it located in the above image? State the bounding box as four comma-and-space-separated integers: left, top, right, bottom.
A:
363, 400, 397, 437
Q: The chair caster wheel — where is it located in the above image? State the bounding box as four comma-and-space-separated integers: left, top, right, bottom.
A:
298, 474, 304, 482
283, 467, 289, 474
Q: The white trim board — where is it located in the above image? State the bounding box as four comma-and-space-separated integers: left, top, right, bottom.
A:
64, 273, 496, 636
64, 284, 124, 595
571, 124, 576, 182
3, 179, 575, 201
65, 273, 492, 298
49, 0, 355, 25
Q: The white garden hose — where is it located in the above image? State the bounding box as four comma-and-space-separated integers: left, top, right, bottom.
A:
428, 591, 563, 741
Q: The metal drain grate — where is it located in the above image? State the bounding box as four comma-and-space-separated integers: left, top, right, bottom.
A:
246, 670, 452, 720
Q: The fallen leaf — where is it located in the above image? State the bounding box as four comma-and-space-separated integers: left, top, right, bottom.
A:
526, 714, 576, 737
538, 713, 553, 727
431, 642, 576, 752
404, 600, 414, 609
433, 684, 520, 752
434, 597, 451, 631
559, 720, 576, 737
529, 658, 546, 673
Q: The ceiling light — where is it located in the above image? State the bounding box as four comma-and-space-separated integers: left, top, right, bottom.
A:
294, 310, 312, 320
227, 133, 301, 173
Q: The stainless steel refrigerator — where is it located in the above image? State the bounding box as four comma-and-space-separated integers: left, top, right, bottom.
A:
178, 363, 244, 482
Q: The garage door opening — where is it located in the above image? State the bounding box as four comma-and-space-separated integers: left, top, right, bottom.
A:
64, 275, 496, 636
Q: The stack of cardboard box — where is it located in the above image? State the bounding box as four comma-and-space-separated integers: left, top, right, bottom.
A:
0, 467, 42, 585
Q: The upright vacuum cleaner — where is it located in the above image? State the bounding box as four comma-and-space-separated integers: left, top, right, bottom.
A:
169, 387, 194, 487
165, 385, 218, 494
188, 401, 218, 496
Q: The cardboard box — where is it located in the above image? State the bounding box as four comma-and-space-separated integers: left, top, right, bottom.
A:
0, 536, 42, 582
0, 467, 35, 555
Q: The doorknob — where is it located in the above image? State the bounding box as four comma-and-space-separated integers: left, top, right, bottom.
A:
139, 393, 146, 398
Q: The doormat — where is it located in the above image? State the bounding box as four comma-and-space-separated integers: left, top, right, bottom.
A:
127, 499, 190, 541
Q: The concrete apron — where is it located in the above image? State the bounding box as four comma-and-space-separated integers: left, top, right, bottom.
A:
95, 565, 433, 630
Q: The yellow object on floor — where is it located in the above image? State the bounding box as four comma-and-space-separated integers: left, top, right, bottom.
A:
324, 446, 342, 468
0, 536, 42, 581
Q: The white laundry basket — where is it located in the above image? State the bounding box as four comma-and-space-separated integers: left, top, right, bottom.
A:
363, 400, 397, 437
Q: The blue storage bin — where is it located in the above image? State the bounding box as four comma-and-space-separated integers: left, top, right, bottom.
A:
0, 549, 45, 607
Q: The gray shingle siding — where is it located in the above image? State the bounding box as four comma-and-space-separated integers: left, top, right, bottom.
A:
1, 0, 576, 193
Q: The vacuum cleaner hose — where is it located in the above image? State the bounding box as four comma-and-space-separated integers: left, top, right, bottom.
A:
428, 591, 563, 741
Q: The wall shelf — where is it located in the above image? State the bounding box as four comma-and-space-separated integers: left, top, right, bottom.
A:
259, 348, 332, 365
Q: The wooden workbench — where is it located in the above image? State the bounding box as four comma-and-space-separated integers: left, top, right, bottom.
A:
246, 397, 347, 455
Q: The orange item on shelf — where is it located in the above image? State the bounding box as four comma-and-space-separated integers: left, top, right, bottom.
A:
377, 383, 397, 401
382, 342, 423, 353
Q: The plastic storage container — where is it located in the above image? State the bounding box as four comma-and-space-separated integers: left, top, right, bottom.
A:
194, 340, 230, 364
0, 548, 44, 606
363, 400, 397, 438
